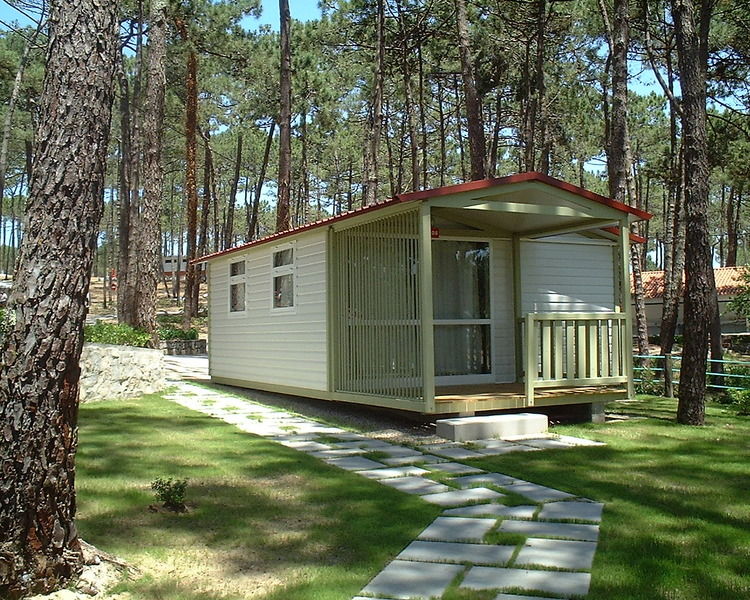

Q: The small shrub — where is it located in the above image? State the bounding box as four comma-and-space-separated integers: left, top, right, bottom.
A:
727, 389, 750, 416
151, 477, 189, 511
635, 375, 664, 396
158, 326, 198, 341
84, 321, 151, 347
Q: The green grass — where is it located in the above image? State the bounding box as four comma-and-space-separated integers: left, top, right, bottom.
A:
460, 396, 750, 600
75, 394, 442, 600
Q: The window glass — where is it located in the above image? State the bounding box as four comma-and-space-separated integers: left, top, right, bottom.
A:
230, 282, 245, 312
230, 260, 245, 277
273, 248, 294, 268
273, 274, 294, 308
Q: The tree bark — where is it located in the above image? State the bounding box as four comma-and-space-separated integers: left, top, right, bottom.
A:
249, 121, 275, 240
224, 132, 242, 250
0, 1, 118, 596
276, 0, 292, 232
362, 0, 385, 206
455, 0, 485, 180
673, 0, 714, 425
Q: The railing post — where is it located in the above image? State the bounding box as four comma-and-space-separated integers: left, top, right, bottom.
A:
525, 313, 536, 406
664, 352, 674, 398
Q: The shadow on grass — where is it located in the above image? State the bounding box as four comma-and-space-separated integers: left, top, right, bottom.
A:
76, 396, 442, 600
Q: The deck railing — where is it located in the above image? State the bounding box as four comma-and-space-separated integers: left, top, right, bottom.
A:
524, 312, 630, 403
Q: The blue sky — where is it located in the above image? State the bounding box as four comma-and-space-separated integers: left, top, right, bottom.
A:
0, 0, 322, 30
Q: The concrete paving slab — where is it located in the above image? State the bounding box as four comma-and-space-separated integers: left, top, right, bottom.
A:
376, 446, 425, 457
442, 504, 537, 519
332, 440, 395, 450
461, 566, 591, 596
429, 447, 486, 460
452, 473, 522, 488
514, 538, 598, 570
326, 456, 387, 471
326, 432, 370, 441
538, 501, 604, 523
398, 540, 515, 566
519, 438, 576, 450
360, 559, 464, 599
471, 439, 522, 449
421, 487, 505, 507
381, 454, 448, 466
277, 440, 332, 452
499, 519, 599, 542
379, 476, 452, 495
556, 434, 606, 446
308, 448, 368, 458
417, 516, 497, 542
356, 466, 430, 479
422, 462, 484, 475
476, 445, 540, 456
505, 482, 575, 502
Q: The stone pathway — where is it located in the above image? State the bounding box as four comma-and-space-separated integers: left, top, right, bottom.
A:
165, 381, 605, 600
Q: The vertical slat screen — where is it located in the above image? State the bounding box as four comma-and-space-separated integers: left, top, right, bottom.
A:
332, 210, 422, 400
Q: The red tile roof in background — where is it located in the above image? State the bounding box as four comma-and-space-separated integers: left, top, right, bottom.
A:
637, 266, 748, 299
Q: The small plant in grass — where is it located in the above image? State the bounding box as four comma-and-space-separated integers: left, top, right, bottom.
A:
151, 477, 189, 512
84, 320, 151, 347
727, 389, 750, 416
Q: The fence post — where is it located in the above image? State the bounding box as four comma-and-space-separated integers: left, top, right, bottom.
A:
664, 353, 673, 398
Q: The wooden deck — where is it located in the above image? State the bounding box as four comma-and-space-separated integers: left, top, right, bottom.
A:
434, 382, 628, 414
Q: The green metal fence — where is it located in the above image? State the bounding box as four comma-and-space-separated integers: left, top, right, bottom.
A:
634, 354, 750, 394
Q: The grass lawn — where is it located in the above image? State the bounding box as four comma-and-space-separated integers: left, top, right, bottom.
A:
461, 396, 750, 600
75, 394, 442, 600
76, 392, 750, 600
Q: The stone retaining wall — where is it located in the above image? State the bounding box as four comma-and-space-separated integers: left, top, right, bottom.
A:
79, 343, 166, 402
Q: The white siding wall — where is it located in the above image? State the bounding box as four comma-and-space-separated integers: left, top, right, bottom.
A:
491, 239, 515, 382
208, 229, 328, 391
521, 236, 616, 314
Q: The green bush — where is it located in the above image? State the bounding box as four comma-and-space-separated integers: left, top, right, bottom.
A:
84, 321, 151, 347
158, 326, 198, 341
151, 477, 189, 511
727, 389, 750, 416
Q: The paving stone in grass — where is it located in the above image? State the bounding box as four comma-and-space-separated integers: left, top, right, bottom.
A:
423, 462, 484, 475
356, 466, 430, 479
494, 593, 564, 600
499, 519, 599, 542
519, 438, 576, 450
332, 440, 395, 450
471, 439, 522, 449
309, 448, 369, 458
476, 445, 540, 456
398, 540, 515, 566
360, 560, 464, 599
417, 516, 497, 542
326, 456, 387, 471
381, 454, 447, 466
555, 434, 606, 446
442, 504, 537, 519
429, 447, 486, 460
421, 487, 505, 507
452, 473, 522, 488
538, 501, 604, 523
379, 476, 452, 495
505, 482, 575, 502
514, 538, 598, 570
327, 432, 370, 441
277, 440, 333, 452
376, 446, 425, 457
461, 566, 591, 596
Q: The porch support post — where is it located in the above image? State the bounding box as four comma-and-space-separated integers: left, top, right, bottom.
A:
512, 234, 523, 382
525, 313, 536, 405
419, 204, 436, 412
619, 218, 636, 399
326, 228, 336, 393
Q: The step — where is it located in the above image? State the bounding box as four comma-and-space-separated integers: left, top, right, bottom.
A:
436, 413, 548, 442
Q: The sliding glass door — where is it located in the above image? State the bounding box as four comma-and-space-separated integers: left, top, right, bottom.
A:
432, 240, 493, 384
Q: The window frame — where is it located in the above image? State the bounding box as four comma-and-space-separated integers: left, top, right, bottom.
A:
228, 257, 247, 315
270, 242, 296, 313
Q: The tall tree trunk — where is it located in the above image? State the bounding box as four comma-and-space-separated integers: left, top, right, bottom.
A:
224, 132, 242, 250
362, 0, 384, 206
116, 66, 135, 324
276, 0, 292, 232
176, 20, 199, 329
673, 0, 714, 425
131, 0, 167, 345
455, 0, 485, 180
249, 121, 275, 240
198, 129, 213, 258
0, 1, 118, 596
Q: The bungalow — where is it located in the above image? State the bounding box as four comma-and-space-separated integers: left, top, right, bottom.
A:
196, 172, 651, 417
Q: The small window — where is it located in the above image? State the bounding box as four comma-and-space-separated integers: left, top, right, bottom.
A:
229, 258, 246, 313
271, 245, 295, 310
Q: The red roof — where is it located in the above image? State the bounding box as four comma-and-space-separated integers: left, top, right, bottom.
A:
195, 172, 652, 263
638, 267, 748, 299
